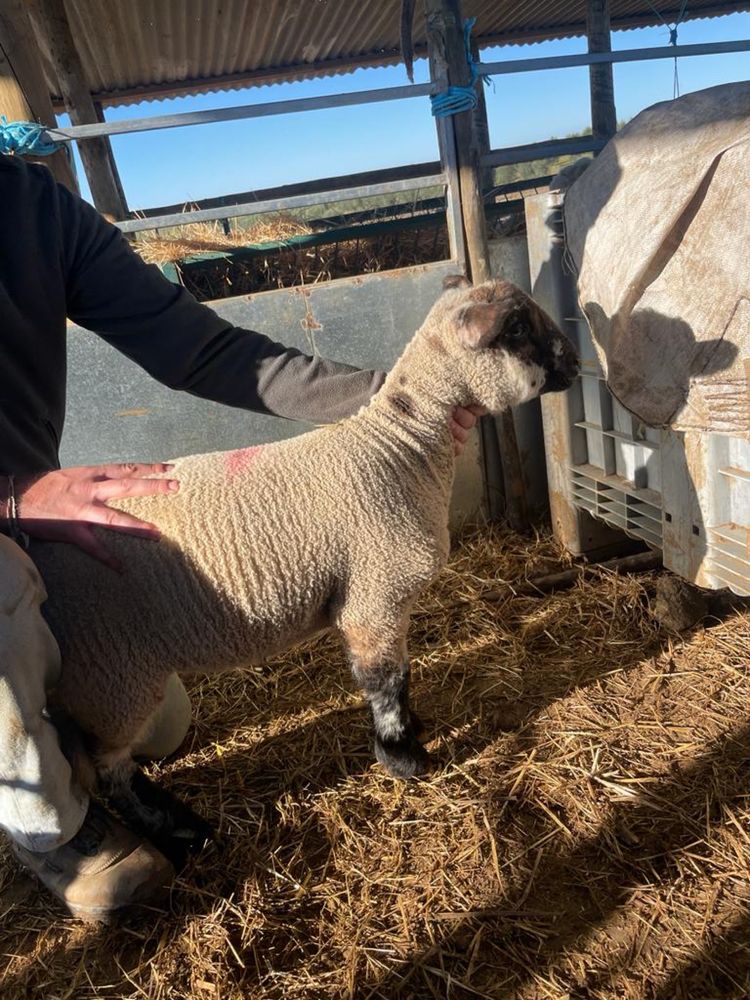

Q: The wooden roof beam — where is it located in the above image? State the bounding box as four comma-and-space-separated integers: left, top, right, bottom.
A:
0, 0, 78, 191
28, 0, 128, 219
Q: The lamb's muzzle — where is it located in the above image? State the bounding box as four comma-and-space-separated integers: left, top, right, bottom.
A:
540, 321, 579, 394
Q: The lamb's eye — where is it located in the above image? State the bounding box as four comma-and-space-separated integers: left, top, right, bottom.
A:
506, 323, 527, 342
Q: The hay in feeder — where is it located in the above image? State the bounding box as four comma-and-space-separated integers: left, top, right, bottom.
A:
132, 208, 451, 301
1, 524, 749, 999
135, 215, 314, 266
174, 225, 450, 301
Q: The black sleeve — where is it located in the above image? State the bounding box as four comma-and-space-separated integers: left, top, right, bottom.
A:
59, 190, 384, 424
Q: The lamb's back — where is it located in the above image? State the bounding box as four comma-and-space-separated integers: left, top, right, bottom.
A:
36, 431, 344, 674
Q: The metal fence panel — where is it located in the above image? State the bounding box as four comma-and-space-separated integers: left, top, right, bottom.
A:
62, 262, 460, 466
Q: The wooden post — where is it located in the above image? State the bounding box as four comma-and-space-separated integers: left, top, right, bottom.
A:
586, 0, 617, 141
425, 0, 528, 530
93, 100, 128, 214
470, 36, 494, 197
0, 0, 78, 191
28, 0, 128, 219
425, 0, 490, 284
469, 33, 527, 530
425, 8, 465, 269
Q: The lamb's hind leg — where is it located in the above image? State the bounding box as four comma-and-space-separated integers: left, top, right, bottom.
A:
67, 674, 211, 864
96, 751, 212, 868
341, 621, 430, 779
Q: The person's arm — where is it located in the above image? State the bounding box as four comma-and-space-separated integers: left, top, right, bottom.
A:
7, 178, 477, 570
58, 189, 384, 425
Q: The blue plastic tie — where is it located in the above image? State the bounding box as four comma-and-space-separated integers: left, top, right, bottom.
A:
0, 116, 61, 156
430, 17, 482, 118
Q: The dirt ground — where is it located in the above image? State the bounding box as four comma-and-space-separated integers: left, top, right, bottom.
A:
1, 525, 749, 999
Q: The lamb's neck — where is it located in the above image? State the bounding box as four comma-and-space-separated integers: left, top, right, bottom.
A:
360, 336, 469, 456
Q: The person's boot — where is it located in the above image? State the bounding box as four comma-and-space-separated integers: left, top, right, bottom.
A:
11, 800, 174, 921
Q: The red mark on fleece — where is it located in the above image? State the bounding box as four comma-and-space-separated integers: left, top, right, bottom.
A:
225, 445, 263, 478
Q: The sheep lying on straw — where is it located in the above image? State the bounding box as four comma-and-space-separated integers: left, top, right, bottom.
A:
34, 275, 578, 852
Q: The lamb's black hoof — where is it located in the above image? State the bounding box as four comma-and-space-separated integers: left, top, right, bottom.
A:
107, 770, 213, 870
375, 735, 432, 779
408, 709, 428, 741
152, 802, 214, 869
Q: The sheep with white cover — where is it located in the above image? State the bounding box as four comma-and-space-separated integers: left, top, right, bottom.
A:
34, 275, 578, 844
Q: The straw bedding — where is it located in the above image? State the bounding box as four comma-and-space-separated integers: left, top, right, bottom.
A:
1, 524, 749, 999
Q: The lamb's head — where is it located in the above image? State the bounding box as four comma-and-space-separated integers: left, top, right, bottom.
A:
425, 275, 579, 412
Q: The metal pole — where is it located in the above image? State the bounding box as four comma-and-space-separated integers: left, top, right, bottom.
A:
478, 38, 750, 77
117, 174, 446, 234
46, 82, 434, 141
33, 40, 750, 147
481, 136, 607, 170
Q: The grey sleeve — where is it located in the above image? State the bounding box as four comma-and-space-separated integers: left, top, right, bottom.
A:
59, 189, 385, 424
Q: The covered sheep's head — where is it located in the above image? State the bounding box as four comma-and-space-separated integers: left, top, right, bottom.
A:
435, 275, 579, 412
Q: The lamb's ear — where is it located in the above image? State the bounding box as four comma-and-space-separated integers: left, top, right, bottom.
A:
456, 301, 506, 350
442, 273, 471, 291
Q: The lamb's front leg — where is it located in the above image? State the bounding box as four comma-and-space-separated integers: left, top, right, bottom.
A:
342, 623, 430, 778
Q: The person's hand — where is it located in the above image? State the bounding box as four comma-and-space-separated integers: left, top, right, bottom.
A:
13, 463, 179, 570
450, 405, 486, 456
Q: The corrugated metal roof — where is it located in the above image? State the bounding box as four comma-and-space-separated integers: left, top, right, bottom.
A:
29, 0, 750, 108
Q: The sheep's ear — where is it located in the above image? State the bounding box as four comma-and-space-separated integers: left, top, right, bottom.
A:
442, 273, 471, 291
456, 302, 505, 350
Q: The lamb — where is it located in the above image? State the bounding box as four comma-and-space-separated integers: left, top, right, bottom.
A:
33, 275, 578, 854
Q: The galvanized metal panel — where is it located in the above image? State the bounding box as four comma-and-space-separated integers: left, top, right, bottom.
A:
60, 261, 459, 467
61, 258, 487, 527
526, 189, 626, 557
27, 0, 749, 108
532, 190, 750, 595
487, 233, 550, 521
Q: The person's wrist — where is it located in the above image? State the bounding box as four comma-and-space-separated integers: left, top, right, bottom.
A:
1, 474, 30, 548
0, 476, 8, 536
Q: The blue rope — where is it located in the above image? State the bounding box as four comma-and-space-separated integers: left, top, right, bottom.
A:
430, 17, 481, 118
0, 116, 61, 156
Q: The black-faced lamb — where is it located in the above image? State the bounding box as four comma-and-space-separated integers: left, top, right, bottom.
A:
33, 276, 578, 853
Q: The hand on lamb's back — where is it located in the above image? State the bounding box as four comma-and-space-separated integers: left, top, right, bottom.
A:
17, 397, 477, 575
12, 463, 180, 571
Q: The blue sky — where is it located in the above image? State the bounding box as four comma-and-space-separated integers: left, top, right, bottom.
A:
62, 11, 750, 210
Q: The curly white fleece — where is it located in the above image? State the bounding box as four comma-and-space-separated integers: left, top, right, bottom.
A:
33, 278, 571, 767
